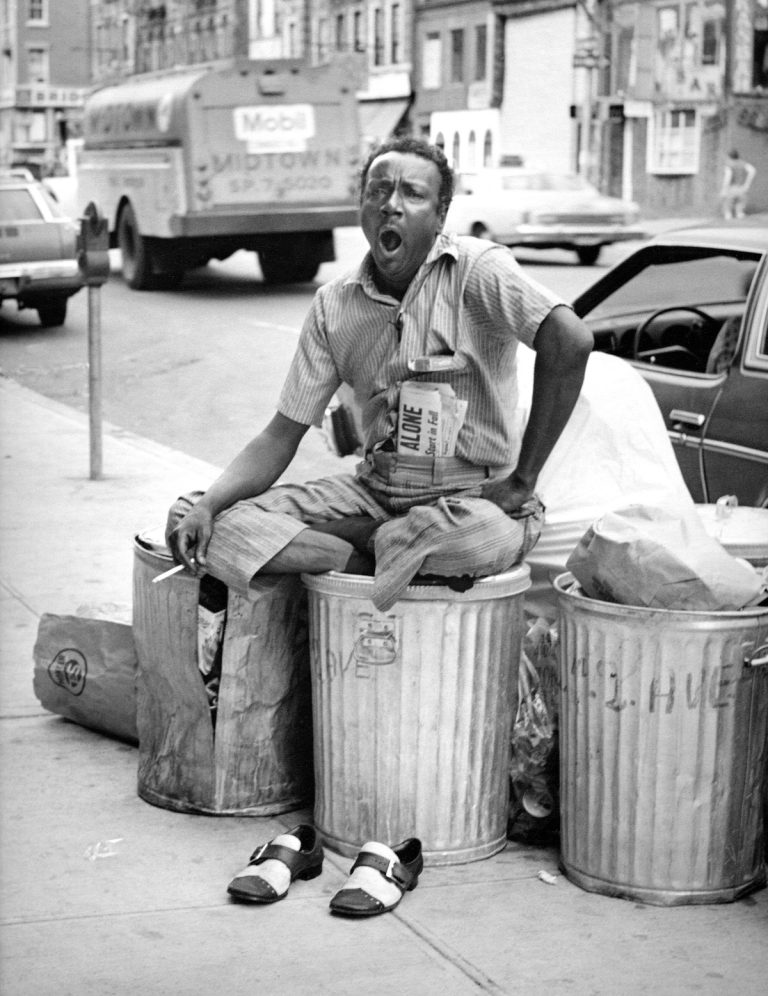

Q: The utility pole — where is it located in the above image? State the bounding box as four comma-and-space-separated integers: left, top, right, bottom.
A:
232, 0, 250, 58
574, 0, 609, 185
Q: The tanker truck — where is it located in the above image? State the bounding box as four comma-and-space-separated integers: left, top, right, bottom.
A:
77, 58, 362, 289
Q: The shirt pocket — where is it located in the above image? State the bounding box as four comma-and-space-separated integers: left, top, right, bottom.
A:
408, 301, 467, 373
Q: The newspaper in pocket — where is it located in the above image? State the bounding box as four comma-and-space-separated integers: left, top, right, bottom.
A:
397, 380, 468, 457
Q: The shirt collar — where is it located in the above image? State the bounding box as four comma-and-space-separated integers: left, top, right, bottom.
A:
344, 232, 461, 300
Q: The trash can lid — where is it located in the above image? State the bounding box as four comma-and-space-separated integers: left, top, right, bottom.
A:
135, 525, 172, 558
696, 504, 768, 564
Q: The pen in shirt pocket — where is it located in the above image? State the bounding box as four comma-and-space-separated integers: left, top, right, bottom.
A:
407, 354, 467, 373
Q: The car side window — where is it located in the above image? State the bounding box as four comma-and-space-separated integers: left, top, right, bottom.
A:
589, 256, 753, 318
587, 253, 761, 373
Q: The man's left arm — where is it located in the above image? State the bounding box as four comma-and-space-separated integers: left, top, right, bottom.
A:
481, 304, 593, 514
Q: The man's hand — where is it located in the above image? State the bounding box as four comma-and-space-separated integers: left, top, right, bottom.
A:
480, 474, 538, 517
166, 503, 214, 574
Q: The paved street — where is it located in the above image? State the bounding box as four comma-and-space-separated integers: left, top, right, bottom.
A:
0, 226, 650, 477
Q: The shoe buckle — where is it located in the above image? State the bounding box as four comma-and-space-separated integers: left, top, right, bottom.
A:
383, 857, 396, 882
249, 843, 267, 864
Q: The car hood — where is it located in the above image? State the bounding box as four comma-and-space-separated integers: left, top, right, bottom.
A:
524, 190, 637, 213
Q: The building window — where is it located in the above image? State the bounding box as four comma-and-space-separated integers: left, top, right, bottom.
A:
474, 24, 487, 82
354, 10, 364, 53
423, 32, 441, 89
14, 109, 47, 145
755, 1, 768, 89
452, 132, 460, 168
434, 131, 445, 149
317, 17, 330, 62
483, 129, 493, 166
27, 0, 47, 24
391, 4, 401, 64
657, 1, 725, 72
700, 7, 721, 66
336, 13, 345, 51
650, 107, 699, 174
374, 8, 384, 66
27, 46, 49, 83
468, 130, 477, 168
287, 19, 298, 58
450, 29, 464, 83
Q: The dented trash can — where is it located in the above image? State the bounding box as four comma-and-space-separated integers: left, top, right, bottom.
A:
303, 567, 530, 865
133, 531, 313, 815
555, 572, 768, 906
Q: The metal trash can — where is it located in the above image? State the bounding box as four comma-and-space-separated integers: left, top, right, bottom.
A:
303, 567, 530, 865
555, 572, 768, 905
133, 531, 313, 815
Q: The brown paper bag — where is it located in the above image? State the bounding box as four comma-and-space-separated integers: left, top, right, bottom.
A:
566, 503, 764, 611
33, 612, 138, 744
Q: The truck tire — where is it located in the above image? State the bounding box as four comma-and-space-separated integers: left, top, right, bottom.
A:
118, 203, 155, 290
37, 298, 67, 327
576, 245, 601, 266
257, 248, 320, 285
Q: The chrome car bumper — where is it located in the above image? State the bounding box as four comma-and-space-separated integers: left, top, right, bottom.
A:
0, 259, 82, 296
508, 225, 646, 246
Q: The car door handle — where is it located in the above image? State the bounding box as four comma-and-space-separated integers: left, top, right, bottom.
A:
669, 408, 706, 429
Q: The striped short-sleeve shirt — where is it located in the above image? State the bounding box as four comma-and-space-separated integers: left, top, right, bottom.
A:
278, 232, 566, 466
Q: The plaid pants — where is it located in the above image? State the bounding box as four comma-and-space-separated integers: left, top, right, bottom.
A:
169, 454, 543, 611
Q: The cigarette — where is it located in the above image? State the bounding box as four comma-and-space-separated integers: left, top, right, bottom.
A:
152, 562, 192, 583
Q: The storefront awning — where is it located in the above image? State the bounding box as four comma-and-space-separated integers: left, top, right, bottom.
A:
358, 98, 410, 144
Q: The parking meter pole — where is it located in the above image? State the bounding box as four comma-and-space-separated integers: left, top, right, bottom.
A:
77, 202, 110, 481
88, 286, 103, 480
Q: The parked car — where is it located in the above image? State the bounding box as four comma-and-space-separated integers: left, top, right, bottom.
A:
573, 218, 768, 507
443, 169, 645, 265
0, 168, 83, 327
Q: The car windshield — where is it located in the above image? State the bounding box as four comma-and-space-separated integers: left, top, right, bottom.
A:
586, 253, 759, 320
0, 188, 43, 222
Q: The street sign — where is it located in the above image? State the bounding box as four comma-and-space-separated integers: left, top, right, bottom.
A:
573, 35, 608, 70
573, 54, 610, 69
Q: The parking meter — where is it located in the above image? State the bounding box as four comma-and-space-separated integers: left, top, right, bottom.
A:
77, 201, 110, 286
78, 201, 109, 479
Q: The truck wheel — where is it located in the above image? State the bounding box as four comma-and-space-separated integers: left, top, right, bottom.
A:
118, 203, 154, 289
37, 298, 67, 327
258, 249, 320, 285
576, 246, 601, 266
152, 270, 185, 290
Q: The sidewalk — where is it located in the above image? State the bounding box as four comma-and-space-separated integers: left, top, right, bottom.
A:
0, 376, 766, 996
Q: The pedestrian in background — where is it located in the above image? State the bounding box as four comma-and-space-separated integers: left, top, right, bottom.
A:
720, 149, 756, 219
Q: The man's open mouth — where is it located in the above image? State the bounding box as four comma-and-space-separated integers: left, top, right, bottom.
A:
379, 230, 402, 252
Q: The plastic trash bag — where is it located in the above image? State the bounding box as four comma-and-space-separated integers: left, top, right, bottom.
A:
508, 616, 560, 844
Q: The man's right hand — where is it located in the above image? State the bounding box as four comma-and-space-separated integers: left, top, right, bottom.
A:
166, 503, 213, 574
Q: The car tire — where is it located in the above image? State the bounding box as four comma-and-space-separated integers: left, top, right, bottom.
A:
257, 248, 320, 284
576, 246, 601, 266
152, 270, 185, 290
37, 298, 67, 327
118, 202, 155, 290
